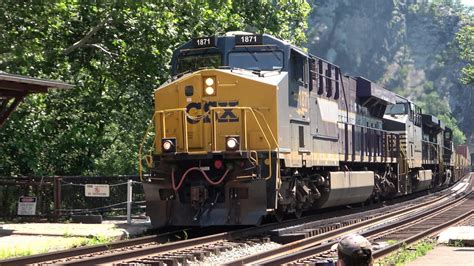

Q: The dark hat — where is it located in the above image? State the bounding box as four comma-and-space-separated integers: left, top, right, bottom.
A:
337, 234, 373, 256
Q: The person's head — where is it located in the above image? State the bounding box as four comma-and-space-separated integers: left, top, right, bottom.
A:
337, 234, 373, 266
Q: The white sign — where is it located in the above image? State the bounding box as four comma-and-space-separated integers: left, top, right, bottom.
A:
17, 196, 37, 216
85, 184, 110, 197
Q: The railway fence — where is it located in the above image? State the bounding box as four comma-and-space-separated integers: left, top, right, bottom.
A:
0, 175, 145, 221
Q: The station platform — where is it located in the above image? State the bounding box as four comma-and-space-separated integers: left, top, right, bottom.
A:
406, 246, 474, 266
406, 221, 474, 265
0, 219, 151, 259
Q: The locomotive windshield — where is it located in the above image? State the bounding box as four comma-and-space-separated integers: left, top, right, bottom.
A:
177, 53, 221, 74
385, 103, 407, 115
228, 51, 283, 71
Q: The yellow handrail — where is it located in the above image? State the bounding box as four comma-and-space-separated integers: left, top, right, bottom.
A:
138, 112, 156, 181
253, 109, 279, 148
209, 106, 275, 180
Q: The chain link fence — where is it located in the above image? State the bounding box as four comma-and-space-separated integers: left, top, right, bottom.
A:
0, 175, 145, 221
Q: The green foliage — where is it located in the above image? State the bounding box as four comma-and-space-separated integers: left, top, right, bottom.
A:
456, 25, 474, 85
0, 248, 34, 260
232, 0, 310, 47
438, 114, 466, 144
378, 240, 435, 266
0, 234, 113, 259
385, 239, 398, 245
63, 229, 73, 238
0, 1, 310, 176
416, 87, 466, 144
74, 234, 113, 247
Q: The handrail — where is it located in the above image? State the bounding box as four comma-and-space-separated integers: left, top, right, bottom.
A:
138, 106, 276, 182
138, 112, 157, 181
253, 109, 279, 148
209, 106, 274, 180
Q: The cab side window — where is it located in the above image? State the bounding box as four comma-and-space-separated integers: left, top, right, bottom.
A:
291, 50, 307, 85
289, 50, 308, 107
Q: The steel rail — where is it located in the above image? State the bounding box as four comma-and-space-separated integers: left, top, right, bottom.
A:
61, 231, 234, 265
230, 190, 472, 265
373, 209, 473, 259
0, 229, 192, 266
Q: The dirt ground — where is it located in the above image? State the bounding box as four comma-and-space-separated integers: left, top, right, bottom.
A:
0, 219, 151, 259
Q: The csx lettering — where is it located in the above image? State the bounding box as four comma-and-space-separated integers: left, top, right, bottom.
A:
186, 101, 239, 124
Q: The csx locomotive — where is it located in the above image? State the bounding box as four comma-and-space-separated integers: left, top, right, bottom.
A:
140, 32, 470, 227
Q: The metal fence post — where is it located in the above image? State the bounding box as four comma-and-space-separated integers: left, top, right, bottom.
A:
54, 176, 62, 219
127, 179, 132, 224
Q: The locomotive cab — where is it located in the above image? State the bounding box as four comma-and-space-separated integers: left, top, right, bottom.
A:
383, 99, 430, 194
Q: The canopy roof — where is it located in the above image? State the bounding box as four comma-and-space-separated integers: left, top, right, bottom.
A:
0, 72, 73, 127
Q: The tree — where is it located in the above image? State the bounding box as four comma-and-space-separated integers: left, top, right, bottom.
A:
456, 25, 474, 85
0, 1, 310, 176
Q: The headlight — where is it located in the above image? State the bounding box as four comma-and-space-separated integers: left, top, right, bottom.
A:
163, 141, 172, 151
227, 138, 237, 149
225, 136, 240, 151
205, 77, 214, 86
205, 86, 215, 95
161, 138, 176, 153
203, 76, 216, 96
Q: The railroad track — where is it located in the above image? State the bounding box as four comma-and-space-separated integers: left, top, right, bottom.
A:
233, 186, 473, 265
1, 175, 470, 265
0, 228, 197, 266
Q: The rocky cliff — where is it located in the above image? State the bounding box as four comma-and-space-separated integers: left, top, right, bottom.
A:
306, 0, 472, 144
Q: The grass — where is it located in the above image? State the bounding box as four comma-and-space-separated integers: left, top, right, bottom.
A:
0, 234, 114, 260
63, 229, 73, 238
0, 248, 37, 260
377, 239, 436, 266
73, 235, 114, 247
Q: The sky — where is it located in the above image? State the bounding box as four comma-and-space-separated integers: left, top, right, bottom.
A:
460, 0, 474, 6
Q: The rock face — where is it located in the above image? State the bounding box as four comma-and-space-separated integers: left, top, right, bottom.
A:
307, 0, 472, 142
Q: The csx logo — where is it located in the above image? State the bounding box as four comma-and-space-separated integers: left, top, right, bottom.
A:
186, 101, 239, 124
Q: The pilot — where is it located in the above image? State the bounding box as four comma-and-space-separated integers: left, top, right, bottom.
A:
337, 233, 373, 266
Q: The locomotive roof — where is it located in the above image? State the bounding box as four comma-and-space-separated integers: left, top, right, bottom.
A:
170, 32, 322, 75
422, 113, 445, 130
355, 76, 397, 106
174, 32, 299, 54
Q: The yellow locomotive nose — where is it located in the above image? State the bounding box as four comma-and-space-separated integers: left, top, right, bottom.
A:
152, 69, 278, 155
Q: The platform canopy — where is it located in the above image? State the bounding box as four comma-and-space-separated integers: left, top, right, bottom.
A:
0, 71, 73, 127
